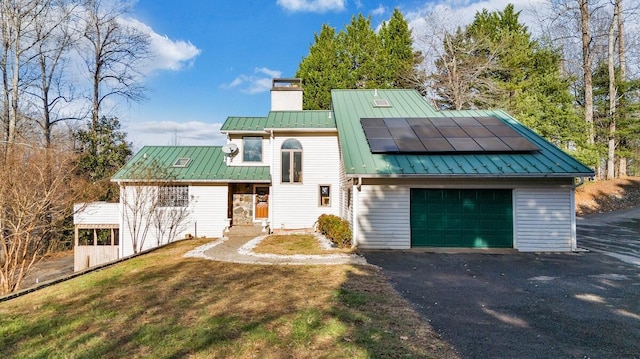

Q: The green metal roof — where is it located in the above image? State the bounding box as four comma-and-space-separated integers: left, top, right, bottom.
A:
221, 111, 336, 132
220, 117, 268, 132
111, 146, 270, 183
332, 89, 594, 178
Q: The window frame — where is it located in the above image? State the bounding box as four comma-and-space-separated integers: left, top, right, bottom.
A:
319, 185, 331, 207
157, 185, 189, 207
242, 136, 263, 162
281, 139, 303, 184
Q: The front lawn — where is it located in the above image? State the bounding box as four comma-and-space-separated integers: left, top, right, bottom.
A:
0, 239, 457, 358
252, 234, 352, 255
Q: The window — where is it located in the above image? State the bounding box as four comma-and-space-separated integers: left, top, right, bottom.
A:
78, 229, 94, 245
77, 228, 119, 246
243, 137, 263, 162
281, 139, 302, 183
158, 185, 189, 207
319, 185, 331, 207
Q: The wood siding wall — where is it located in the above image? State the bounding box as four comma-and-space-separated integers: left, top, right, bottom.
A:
355, 179, 576, 251
119, 184, 228, 257
73, 202, 119, 225
189, 184, 229, 238
514, 188, 575, 252
271, 133, 341, 229
74, 246, 119, 271
227, 135, 272, 166
356, 185, 411, 249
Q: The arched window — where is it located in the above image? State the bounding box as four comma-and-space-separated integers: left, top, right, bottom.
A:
281, 139, 302, 183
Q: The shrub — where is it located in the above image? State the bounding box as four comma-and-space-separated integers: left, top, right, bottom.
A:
316, 214, 352, 248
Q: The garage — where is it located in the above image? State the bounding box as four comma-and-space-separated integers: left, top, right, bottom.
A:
410, 189, 513, 248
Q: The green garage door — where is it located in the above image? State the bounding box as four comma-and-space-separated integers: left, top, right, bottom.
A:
411, 189, 513, 248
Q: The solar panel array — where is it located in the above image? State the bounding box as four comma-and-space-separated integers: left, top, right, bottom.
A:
360, 117, 540, 154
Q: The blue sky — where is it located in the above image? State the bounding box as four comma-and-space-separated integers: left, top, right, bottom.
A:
119, 0, 541, 149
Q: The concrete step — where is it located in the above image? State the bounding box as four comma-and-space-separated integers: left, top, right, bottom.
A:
227, 224, 264, 238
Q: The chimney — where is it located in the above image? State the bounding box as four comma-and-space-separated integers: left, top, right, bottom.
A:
271, 78, 303, 111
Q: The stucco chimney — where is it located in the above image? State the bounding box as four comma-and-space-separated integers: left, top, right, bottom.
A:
271, 78, 303, 111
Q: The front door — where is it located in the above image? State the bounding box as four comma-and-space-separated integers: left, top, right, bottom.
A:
254, 186, 269, 219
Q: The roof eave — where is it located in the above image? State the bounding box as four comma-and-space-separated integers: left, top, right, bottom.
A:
345, 172, 595, 179
263, 128, 338, 132
113, 179, 271, 184
220, 130, 268, 134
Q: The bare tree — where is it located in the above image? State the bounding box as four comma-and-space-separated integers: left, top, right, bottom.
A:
31, 0, 81, 148
0, 143, 77, 294
0, 0, 44, 144
79, 0, 150, 130
430, 28, 502, 110
121, 183, 157, 254
153, 205, 191, 246
120, 161, 192, 254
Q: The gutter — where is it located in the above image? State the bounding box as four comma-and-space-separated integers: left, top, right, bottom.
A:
346, 172, 595, 179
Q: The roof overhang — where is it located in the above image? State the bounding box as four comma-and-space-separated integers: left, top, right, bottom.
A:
263, 128, 338, 133
220, 130, 268, 135
345, 172, 595, 179
114, 179, 271, 184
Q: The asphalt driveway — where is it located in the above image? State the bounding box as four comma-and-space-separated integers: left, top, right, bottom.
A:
363, 209, 640, 359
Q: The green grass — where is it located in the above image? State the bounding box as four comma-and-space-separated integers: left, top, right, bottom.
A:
0, 239, 458, 358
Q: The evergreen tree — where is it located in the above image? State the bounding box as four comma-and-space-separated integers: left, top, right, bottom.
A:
379, 9, 424, 89
295, 25, 343, 110
75, 116, 132, 201
296, 9, 423, 110
337, 14, 383, 89
432, 4, 587, 156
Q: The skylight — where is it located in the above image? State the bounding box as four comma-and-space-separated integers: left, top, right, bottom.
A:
172, 158, 191, 167
373, 98, 391, 108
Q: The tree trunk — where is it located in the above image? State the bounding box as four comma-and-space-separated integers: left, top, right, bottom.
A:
618, 157, 627, 177
606, 12, 617, 180
580, 0, 595, 146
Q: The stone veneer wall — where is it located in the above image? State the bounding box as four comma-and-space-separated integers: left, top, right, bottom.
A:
232, 194, 254, 225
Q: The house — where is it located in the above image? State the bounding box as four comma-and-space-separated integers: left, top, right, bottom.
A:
73, 78, 594, 269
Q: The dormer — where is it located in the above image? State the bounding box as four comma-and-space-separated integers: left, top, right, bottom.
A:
271, 78, 303, 111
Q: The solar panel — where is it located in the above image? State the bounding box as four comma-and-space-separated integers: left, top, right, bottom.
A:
447, 138, 483, 151
360, 116, 539, 154
397, 138, 426, 152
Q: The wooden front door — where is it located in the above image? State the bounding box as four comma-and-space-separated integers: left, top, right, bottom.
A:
255, 186, 269, 219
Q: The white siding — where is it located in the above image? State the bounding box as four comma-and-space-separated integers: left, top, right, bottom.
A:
354, 179, 576, 251
119, 184, 228, 257
514, 188, 575, 252
74, 202, 119, 225
271, 133, 341, 229
227, 136, 271, 166
356, 185, 411, 249
120, 185, 157, 256
189, 184, 229, 239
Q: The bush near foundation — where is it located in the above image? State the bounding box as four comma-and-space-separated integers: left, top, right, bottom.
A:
316, 214, 352, 248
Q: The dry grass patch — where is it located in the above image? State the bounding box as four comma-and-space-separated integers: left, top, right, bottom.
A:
252, 234, 352, 255
0, 238, 458, 358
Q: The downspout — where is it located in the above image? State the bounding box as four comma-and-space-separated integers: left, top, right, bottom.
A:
269, 129, 274, 233
351, 177, 362, 248
117, 181, 124, 259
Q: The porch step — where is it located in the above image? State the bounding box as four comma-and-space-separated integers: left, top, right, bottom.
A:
227, 224, 264, 238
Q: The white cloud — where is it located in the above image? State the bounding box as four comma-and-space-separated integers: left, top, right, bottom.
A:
122, 18, 201, 73
276, 0, 345, 13
220, 68, 282, 94
125, 120, 226, 147
371, 5, 385, 16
